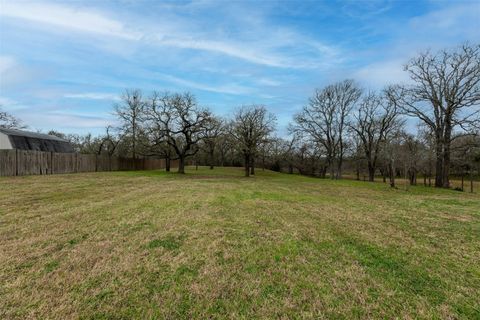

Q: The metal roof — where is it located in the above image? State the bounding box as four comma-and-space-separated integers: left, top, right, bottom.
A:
0, 128, 69, 142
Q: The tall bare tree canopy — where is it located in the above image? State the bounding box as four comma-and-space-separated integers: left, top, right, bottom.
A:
389, 44, 480, 187
114, 89, 145, 160
230, 105, 276, 177
293, 79, 362, 179
7, 43, 475, 186
0, 107, 24, 129
350, 91, 401, 181
202, 116, 223, 170
146, 92, 211, 174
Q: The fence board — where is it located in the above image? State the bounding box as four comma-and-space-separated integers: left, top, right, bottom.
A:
0, 150, 16, 176
17, 150, 51, 175
77, 154, 96, 172
0, 149, 174, 177
53, 152, 76, 174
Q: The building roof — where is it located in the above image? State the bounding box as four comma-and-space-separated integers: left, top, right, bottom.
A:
0, 127, 69, 142
0, 127, 74, 153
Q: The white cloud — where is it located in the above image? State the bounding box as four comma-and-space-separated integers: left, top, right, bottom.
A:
354, 59, 411, 89
350, 2, 479, 89
160, 74, 254, 95
409, 3, 480, 38
0, 1, 339, 69
256, 78, 282, 87
0, 56, 44, 88
0, 1, 141, 40
18, 111, 113, 130
64, 93, 120, 101
0, 55, 16, 74
157, 37, 290, 68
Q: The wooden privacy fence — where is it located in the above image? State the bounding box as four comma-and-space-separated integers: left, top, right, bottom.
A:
0, 149, 177, 176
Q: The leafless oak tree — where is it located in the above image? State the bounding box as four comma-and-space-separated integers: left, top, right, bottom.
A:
293, 79, 361, 179
350, 92, 401, 182
230, 105, 276, 177
202, 116, 224, 170
114, 89, 145, 161
146, 92, 211, 174
388, 44, 480, 188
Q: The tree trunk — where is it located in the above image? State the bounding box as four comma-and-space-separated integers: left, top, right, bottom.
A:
165, 157, 171, 172
330, 161, 335, 180
319, 166, 326, 178
471, 172, 474, 193
209, 149, 214, 170
442, 140, 451, 188
250, 157, 255, 175
388, 160, 395, 188
178, 156, 185, 174
434, 139, 444, 187
288, 164, 293, 174
337, 158, 343, 180
367, 162, 375, 182
244, 154, 250, 177
220, 151, 225, 167
409, 169, 417, 186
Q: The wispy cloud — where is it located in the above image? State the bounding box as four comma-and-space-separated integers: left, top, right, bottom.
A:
353, 59, 411, 89
0, 1, 339, 69
1, 0, 478, 135
64, 93, 120, 101
0, 55, 16, 73
160, 74, 254, 95
0, 1, 141, 40
156, 37, 289, 68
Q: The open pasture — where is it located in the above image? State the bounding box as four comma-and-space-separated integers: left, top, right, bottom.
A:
1, 167, 479, 319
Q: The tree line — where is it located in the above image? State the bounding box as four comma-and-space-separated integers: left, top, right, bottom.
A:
1, 44, 479, 188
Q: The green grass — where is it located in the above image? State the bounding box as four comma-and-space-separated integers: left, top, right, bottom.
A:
0, 166, 479, 319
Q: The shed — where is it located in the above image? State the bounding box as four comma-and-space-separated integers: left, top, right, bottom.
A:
0, 128, 74, 153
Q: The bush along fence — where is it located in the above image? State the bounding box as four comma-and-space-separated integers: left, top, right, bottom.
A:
0, 149, 177, 176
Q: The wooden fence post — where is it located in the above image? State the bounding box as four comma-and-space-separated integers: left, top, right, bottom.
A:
50, 151, 54, 174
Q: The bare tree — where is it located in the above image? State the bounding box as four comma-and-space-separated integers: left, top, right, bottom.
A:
230, 105, 276, 177
114, 89, 145, 160
417, 125, 436, 186
96, 126, 121, 156
293, 80, 361, 179
203, 116, 224, 170
0, 107, 24, 129
146, 91, 211, 174
217, 132, 235, 167
388, 44, 480, 188
350, 92, 401, 181
382, 129, 405, 188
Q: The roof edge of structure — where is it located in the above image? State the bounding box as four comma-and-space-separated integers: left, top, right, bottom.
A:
0, 127, 69, 142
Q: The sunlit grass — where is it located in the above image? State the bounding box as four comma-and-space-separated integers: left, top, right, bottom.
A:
1, 167, 479, 319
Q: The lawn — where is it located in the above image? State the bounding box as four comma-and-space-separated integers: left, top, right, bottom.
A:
1, 167, 479, 319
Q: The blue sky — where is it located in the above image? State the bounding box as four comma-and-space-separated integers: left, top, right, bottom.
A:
0, 0, 479, 135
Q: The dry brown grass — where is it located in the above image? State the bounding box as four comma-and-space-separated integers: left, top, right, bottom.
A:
0, 167, 479, 319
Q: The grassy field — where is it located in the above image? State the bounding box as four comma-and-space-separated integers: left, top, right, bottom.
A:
1, 167, 479, 319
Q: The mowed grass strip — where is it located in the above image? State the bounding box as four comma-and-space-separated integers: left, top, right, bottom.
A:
0, 167, 479, 319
